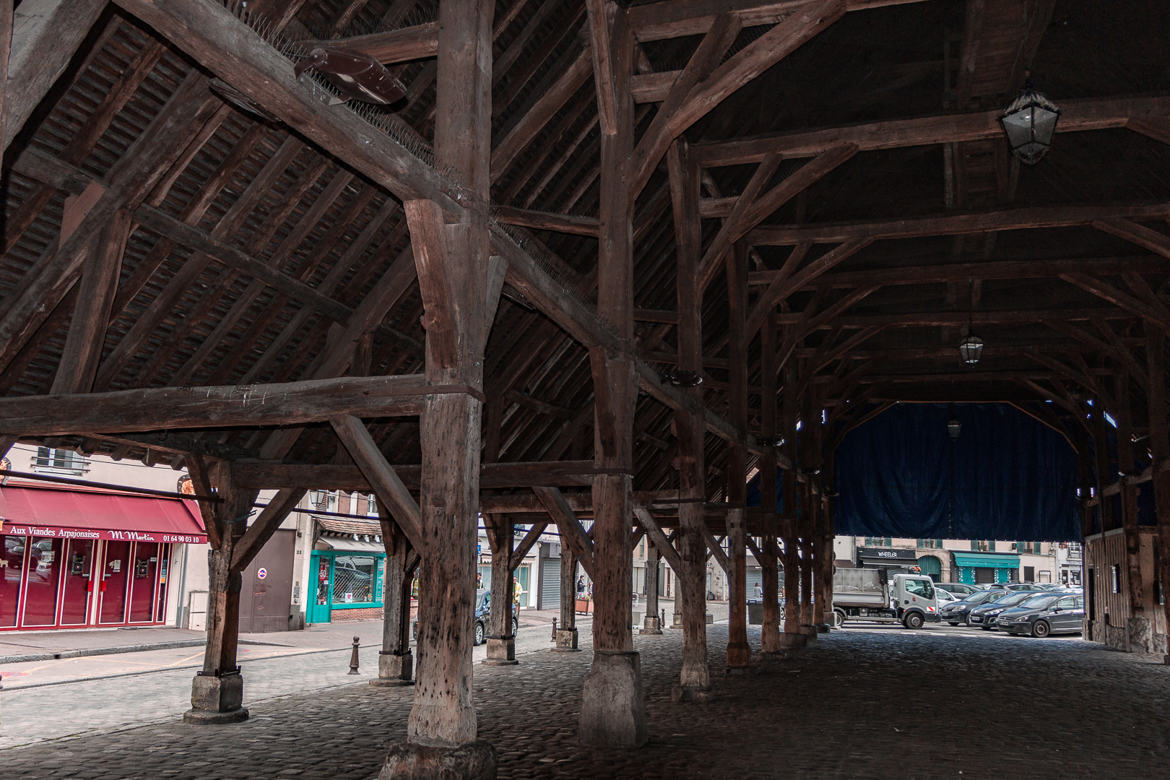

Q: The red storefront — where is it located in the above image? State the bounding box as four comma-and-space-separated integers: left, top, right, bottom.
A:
0, 482, 206, 631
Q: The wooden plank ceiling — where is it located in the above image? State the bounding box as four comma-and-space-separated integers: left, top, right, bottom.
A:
2, 0, 1169, 518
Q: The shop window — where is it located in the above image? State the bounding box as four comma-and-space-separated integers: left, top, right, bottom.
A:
333, 555, 376, 604
1024, 566, 1035, 581
33, 447, 87, 475
916, 539, 942, 549
971, 540, 993, 552
865, 537, 892, 546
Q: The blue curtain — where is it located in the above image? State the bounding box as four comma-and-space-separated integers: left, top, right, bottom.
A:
832, 404, 1080, 541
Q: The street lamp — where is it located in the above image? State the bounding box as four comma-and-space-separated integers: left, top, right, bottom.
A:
947, 416, 962, 441
1000, 74, 1060, 164
959, 334, 984, 365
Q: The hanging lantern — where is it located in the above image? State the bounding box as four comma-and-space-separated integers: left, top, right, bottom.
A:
1000, 77, 1060, 164
947, 417, 962, 441
959, 334, 984, 365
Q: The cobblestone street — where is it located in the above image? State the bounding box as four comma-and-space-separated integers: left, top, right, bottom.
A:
4, 623, 1170, 778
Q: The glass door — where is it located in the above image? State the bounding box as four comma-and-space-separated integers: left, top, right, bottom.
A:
129, 542, 160, 623
21, 537, 64, 627
98, 540, 132, 624
1, 534, 27, 628
307, 554, 333, 624
59, 539, 96, 626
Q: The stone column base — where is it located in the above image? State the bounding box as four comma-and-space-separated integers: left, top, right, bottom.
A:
483, 636, 518, 666
184, 670, 248, 724
817, 623, 831, 633
671, 612, 683, 629
799, 624, 818, 639
579, 650, 648, 748
640, 616, 662, 635
670, 683, 712, 702
379, 740, 497, 779
370, 649, 414, 687
726, 641, 752, 669
777, 632, 807, 650
553, 627, 579, 651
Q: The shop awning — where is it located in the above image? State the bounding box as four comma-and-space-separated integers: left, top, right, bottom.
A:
857, 547, 918, 565
952, 552, 1020, 569
0, 483, 206, 543
318, 537, 384, 553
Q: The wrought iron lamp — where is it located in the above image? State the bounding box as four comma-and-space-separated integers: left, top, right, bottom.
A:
958, 279, 984, 365
1000, 72, 1060, 164
947, 416, 962, 441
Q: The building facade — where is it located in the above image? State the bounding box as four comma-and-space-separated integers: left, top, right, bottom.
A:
834, 535, 1070, 586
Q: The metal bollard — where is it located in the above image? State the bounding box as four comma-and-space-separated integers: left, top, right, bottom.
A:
660, 608, 665, 626
348, 636, 361, 675
551, 617, 558, 641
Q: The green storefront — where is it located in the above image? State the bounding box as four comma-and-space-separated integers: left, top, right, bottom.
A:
307, 540, 386, 624
952, 552, 1020, 585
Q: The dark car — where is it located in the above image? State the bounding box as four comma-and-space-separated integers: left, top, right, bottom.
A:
968, 589, 1047, 629
473, 589, 519, 646
940, 589, 1010, 626
936, 582, 980, 598
1000, 593, 1085, 637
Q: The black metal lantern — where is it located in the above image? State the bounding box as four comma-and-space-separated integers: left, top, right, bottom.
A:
947, 417, 962, 441
959, 334, 984, 365
1000, 76, 1060, 165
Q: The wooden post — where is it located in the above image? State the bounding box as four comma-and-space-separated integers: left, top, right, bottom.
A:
184, 458, 256, 724
371, 510, 416, 687
484, 516, 517, 665
725, 241, 751, 668
640, 544, 662, 634
555, 550, 580, 650
385, 1, 497, 775
1146, 326, 1170, 663
667, 139, 709, 699
579, 0, 646, 748
1114, 376, 1149, 648
779, 368, 806, 649
760, 309, 782, 653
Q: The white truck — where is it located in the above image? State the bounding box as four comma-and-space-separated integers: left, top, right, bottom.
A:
831, 568, 939, 629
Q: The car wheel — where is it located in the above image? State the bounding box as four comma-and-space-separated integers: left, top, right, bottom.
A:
947, 621, 959, 626
903, 611, 924, 629
512, 616, 518, 635
980, 623, 992, 630
474, 621, 485, 646
832, 608, 847, 628
1032, 620, 1051, 638
964, 614, 973, 627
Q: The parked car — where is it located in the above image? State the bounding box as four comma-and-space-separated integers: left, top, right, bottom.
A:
935, 587, 959, 606
968, 589, 1047, 629
473, 589, 519, 646
940, 589, 1010, 625
936, 582, 980, 598
1000, 593, 1085, 637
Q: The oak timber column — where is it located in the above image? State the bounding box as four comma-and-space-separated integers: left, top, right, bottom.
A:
799, 494, 817, 638
641, 544, 662, 634
385, 1, 497, 775
759, 309, 782, 652
1114, 377, 1149, 649
485, 516, 517, 665
371, 509, 416, 687
1146, 326, 1170, 664
579, 0, 646, 748
667, 140, 709, 700
779, 373, 806, 650
184, 458, 257, 724
556, 550, 579, 650
724, 241, 751, 669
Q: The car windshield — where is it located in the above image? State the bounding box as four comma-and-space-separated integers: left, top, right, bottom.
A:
1020, 594, 1060, 609
962, 591, 993, 605
997, 591, 1040, 607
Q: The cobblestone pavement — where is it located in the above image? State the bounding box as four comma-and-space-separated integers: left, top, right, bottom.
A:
3, 622, 1169, 778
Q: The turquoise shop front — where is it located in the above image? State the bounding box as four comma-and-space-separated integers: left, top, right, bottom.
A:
307, 534, 386, 624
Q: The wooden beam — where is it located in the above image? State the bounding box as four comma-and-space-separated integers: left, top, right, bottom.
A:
3, 0, 106, 152
745, 238, 872, 337
230, 488, 306, 572
533, 486, 595, 575
114, 0, 454, 207
510, 520, 549, 570
1060, 273, 1170, 332
585, 0, 622, 136
491, 205, 599, 237
633, 505, 683, 572
299, 22, 439, 64
751, 203, 1170, 245
1094, 217, 1170, 260
330, 414, 423, 552
629, 0, 925, 41
698, 153, 782, 292
701, 525, 730, 573
0, 374, 441, 436
232, 459, 601, 491
491, 45, 592, 179
694, 94, 1170, 167
51, 208, 131, 395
